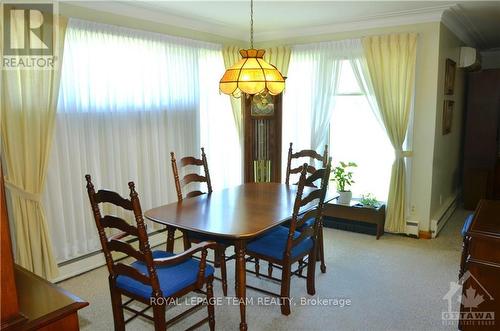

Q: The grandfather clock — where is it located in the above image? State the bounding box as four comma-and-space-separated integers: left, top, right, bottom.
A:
243, 92, 282, 183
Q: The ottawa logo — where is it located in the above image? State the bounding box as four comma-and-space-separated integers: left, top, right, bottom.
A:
442, 271, 495, 327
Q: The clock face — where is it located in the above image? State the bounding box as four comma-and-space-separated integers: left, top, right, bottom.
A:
251, 92, 274, 116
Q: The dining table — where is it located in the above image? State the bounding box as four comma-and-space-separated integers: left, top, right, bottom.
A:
145, 182, 335, 330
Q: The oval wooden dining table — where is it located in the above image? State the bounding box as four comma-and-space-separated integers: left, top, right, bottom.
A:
145, 182, 335, 330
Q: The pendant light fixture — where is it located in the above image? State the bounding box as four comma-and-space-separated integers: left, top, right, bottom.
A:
219, 0, 285, 97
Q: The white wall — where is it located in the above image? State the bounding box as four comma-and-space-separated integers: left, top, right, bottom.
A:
429, 23, 467, 225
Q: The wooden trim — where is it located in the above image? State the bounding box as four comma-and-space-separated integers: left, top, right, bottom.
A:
418, 230, 433, 239
0, 163, 28, 330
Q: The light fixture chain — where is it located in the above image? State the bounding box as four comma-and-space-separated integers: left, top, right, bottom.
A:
250, 0, 254, 49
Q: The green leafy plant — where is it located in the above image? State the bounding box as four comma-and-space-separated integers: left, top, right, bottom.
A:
360, 193, 380, 208
331, 161, 357, 192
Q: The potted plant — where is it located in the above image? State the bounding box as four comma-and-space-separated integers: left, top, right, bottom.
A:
331, 161, 357, 205
359, 193, 381, 209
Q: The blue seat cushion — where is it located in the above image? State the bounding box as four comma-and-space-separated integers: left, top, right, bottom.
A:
116, 250, 214, 299
186, 231, 232, 246
247, 226, 313, 261
461, 213, 474, 237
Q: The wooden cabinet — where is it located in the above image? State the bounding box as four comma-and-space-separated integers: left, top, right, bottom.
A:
463, 69, 500, 210
459, 200, 500, 330
0, 164, 88, 330
0, 165, 26, 330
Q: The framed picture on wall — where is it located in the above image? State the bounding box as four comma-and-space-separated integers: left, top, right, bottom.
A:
442, 100, 454, 135
444, 59, 456, 95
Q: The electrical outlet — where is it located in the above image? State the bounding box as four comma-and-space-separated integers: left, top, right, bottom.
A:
411, 205, 415, 213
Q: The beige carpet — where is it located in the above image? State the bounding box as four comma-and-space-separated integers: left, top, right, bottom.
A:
60, 208, 468, 331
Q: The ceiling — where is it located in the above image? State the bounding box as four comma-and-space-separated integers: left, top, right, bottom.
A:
68, 1, 500, 49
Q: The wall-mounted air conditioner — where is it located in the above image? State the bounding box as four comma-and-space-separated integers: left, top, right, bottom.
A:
459, 47, 481, 71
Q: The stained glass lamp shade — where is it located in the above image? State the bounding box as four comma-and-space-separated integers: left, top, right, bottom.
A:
219, 49, 285, 97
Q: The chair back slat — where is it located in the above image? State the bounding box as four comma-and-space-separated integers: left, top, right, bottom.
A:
113, 263, 151, 285
94, 190, 133, 210
186, 190, 205, 199
181, 173, 208, 187
295, 209, 319, 229
171, 147, 212, 201
292, 150, 323, 160
299, 189, 324, 208
289, 164, 317, 175
108, 239, 146, 262
283, 159, 331, 261
85, 175, 163, 298
101, 215, 139, 237
304, 168, 327, 188
285, 142, 328, 185
180, 156, 204, 167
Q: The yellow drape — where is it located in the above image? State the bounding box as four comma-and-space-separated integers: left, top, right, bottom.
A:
362, 33, 417, 233
1, 16, 68, 279
222, 45, 244, 143
222, 45, 291, 145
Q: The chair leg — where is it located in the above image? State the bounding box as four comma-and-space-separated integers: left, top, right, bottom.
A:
152, 297, 166, 331
206, 276, 216, 331
255, 258, 260, 277
182, 230, 191, 250
307, 249, 317, 295
268, 262, 273, 278
109, 283, 125, 331
219, 249, 228, 296
280, 263, 292, 315
318, 222, 326, 273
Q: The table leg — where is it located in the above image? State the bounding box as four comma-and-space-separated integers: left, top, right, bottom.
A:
235, 240, 248, 331
376, 223, 382, 240
166, 226, 175, 252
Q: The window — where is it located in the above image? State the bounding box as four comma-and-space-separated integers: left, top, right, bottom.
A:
43, 19, 240, 262
329, 60, 393, 201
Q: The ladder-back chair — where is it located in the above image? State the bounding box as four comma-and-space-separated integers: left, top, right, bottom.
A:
285, 142, 329, 186
85, 175, 216, 331
170, 148, 230, 296
245, 162, 331, 315
285, 142, 330, 273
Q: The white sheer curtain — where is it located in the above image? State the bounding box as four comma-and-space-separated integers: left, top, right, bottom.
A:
283, 39, 359, 177
284, 39, 393, 201
43, 19, 239, 262
199, 49, 241, 189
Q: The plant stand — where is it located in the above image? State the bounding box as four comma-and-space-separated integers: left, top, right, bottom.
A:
323, 198, 386, 239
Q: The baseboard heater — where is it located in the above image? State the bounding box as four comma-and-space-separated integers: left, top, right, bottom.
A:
53, 228, 176, 283
430, 195, 458, 238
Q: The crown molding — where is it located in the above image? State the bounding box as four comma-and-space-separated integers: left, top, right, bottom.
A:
442, 4, 484, 48
63, 1, 249, 42
63, 2, 455, 44
254, 4, 452, 42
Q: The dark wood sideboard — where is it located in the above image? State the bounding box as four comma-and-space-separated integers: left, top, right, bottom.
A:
459, 199, 500, 330
0, 164, 88, 330
463, 69, 500, 210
